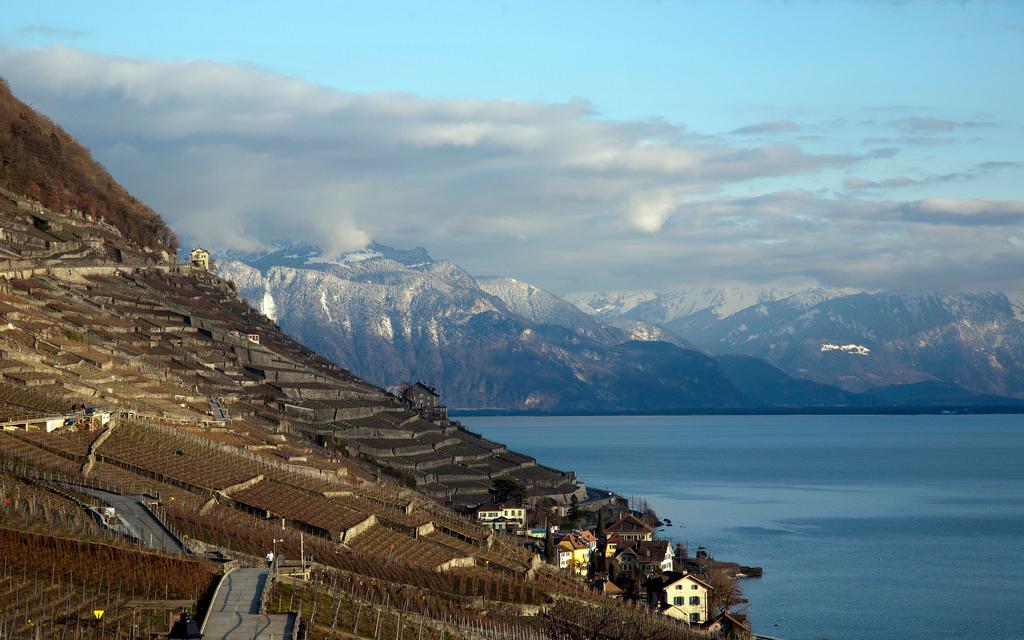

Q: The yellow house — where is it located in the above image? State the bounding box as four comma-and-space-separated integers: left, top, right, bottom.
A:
557, 533, 592, 576
651, 572, 713, 624
604, 533, 623, 557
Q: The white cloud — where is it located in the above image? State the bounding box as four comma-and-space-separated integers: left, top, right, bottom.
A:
629, 190, 680, 233
730, 120, 801, 135
0, 45, 1019, 295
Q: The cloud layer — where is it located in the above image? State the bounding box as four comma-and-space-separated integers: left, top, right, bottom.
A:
0, 45, 1020, 295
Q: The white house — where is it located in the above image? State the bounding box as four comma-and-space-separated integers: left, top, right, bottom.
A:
474, 502, 526, 529
649, 572, 713, 624
190, 247, 210, 270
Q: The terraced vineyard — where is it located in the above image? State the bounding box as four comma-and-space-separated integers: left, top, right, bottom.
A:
344, 524, 466, 570
0, 529, 215, 640
0, 107, 718, 640
100, 425, 263, 492
0, 431, 82, 476
231, 479, 372, 540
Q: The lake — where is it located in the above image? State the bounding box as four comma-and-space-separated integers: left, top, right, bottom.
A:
467, 414, 1024, 640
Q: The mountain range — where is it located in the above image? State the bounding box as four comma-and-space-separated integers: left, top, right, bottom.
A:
215, 243, 1024, 412
573, 288, 1024, 397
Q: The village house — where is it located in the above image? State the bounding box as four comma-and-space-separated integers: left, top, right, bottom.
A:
190, 247, 209, 270
604, 533, 623, 558
704, 611, 752, 638
474, 501, 526, 530
401, 381, 448, 420
402, 381, 439, 409
557, 533, 592, 576
647, 571, 713, 625
478, 516, 516, 531
592, 578, 625, 599
579, 529, 599, 549
614, 539, 674, 574
605, 513, 654, 542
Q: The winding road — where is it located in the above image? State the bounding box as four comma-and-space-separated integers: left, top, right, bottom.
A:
72, 485, 185, 554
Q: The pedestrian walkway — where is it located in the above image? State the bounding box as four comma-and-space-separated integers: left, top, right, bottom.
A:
202, 568, 297, 639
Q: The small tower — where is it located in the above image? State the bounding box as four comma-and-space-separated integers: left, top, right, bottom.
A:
190, 247, 210, 270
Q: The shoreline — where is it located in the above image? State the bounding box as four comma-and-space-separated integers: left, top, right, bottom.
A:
453, 405, 1024, 417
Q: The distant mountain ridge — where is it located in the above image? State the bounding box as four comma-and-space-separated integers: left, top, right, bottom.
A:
215, 243, 755, 412
476, 276, 618, 342
577, 287, 1024, 399
566, 287, 849, 322
214, 242, 1024, 411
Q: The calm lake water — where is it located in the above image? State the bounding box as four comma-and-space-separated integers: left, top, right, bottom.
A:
467, 414, 1024, 640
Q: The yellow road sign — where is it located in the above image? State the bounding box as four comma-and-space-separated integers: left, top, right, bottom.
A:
93, 610, 105, 620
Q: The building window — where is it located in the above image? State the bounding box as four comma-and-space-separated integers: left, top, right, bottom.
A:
689, 613, 700, 623
692, 584, 699, 590
689, 596, 700, 605
675, 585, 683, 590
673, 597, 683, 605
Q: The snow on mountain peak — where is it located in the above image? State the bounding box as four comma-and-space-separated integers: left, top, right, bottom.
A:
477, 276, 604, 335
1009, 293, 1024, 322
307, 246, 382, 266
563, 290, 659, 317
566, 286, 857, 324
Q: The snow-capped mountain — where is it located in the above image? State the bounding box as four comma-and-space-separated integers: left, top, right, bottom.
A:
567, 286, 849, 324
1010, 293, 1024, 322
577, 285, 1024, 398
475, 276, 614, 341
565, 290, 659, 318
474, 276, 690, 347
214, 242, 1024, 406
723, 291, 1024, 396
214, 243, 746, 411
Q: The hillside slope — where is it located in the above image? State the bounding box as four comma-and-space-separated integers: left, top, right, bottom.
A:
0, 78, 176, 253
0, 78, 741, 640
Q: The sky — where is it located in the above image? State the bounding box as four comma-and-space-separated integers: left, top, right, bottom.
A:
1, 1, 1022, 295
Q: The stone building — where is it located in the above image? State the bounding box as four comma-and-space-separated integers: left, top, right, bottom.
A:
190, 247, 210, 270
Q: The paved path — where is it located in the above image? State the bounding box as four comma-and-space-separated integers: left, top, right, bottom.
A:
208, 396, 229, 421
203, 568, 297, 639
73, 485, 185, 554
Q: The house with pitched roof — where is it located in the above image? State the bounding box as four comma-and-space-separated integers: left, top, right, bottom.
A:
190, 247, 209, 270
647, 571, 713, 624
604, 532, 624, 558
557, 533, 592, 576
615, 539, 674, 574
474, 501, 526, 529
400, 381, 447, 420
605, 513, 654, 541
704, 611, 751, 638
579, 529, 599, 549
591, 578, 624, 599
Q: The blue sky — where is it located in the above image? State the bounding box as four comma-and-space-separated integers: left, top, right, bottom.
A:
8, 2, 1021, 124
1, 1, 1022, 293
